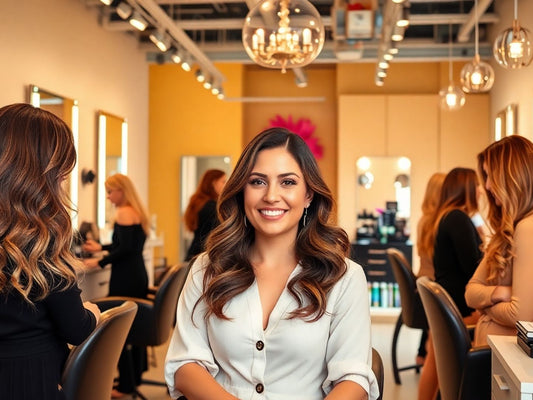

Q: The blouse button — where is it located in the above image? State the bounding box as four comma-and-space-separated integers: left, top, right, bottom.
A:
256, 383, 264, 393
256, 340, 264, 351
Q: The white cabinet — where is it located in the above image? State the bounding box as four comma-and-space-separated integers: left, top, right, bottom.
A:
488, 335, 533, 400
78, 266, 111, 301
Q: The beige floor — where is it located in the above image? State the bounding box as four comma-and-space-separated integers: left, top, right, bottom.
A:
129, 317, 422, 400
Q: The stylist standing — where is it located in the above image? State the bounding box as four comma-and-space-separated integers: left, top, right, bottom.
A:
83, 173, 150, 398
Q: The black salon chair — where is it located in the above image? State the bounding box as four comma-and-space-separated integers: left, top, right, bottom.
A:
417, 277, 491, 400
61, 301, 138, 400
387, 248, 428, 384
94, 262, 191, 399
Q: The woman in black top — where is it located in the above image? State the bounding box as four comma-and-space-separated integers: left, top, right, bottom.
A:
83, 173, 150, 397
184, 169, 227, 261
0, 103, 100, 400
418, 167, 483, 400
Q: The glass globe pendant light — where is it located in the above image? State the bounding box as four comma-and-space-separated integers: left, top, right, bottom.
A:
493, 0, 532, 69
440, 24, 465, 111
242, 0, 325, 73
460, 0, 494, 93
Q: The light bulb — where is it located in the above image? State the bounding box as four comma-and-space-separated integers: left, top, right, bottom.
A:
509, 40, 524, 59
470, 71, 482, 85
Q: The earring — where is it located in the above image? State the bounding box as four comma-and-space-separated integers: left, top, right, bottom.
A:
302, 207, 308, 227
244, 215, 248, 228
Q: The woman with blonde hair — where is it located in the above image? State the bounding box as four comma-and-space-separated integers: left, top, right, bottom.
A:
466, 135, 533, 346
83, 173, 150, 397
0, 103, 100, 400
184, 169, 227, 261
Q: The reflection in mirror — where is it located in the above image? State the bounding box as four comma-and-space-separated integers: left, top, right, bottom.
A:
29, 85, 79, 225
97, 111, 128, 233
179, 156, 232, 262
355, 156, 411, 243
494, 103, 518, 141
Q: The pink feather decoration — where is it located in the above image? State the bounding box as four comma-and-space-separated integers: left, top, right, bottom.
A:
268, 115, 324, 159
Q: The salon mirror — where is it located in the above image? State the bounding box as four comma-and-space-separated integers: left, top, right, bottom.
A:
179, 155, 232, 262
97, 111, 128, 235
494, 103, 518, 141
28, 84, 79, 225
355, 156, 411, 243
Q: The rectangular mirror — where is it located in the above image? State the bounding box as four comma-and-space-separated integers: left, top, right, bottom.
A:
355, 156, 411, 243
97, 111, 128, 235
28, 84, 79, 225
179, 155, 232, 262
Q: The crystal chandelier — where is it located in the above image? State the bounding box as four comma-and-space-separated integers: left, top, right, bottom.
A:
460, 0, 494, 93
440, 24, 465, 111
493, 0, 532, 69
242, 0, 325, 73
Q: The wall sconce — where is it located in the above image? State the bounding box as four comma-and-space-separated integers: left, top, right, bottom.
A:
81, 169, 96, 185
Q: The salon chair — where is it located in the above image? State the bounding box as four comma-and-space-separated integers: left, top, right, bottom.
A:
387, 248, 428, 384
61, 301, 138, 400
417, 277, 491, 400
372, 347, 385, 400
94, 262, 191, 399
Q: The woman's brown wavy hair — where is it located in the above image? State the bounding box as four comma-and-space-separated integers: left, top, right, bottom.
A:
417, 172, 446, 262
0, 103, 79, 303
430, 167, 479, 257
198, 127, 350, 322
184, 169, 226, 232
477, 135, 533, 284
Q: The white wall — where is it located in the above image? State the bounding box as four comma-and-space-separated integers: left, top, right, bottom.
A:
0, 0, 149, 225
489, 0, 533, 140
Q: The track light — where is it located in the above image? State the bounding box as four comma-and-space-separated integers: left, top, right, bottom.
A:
217, 89, 225, 100
195, 69, 205, 83
170, 48, 182, 64
203, 77, 212, 90
181, 56, 192, 72
99, 0, 113, 5
129, 11, 148, 31
396, 6, 410, 28
149, 30, 171, 52
211, 86, 220, 96
115, 1, 132, 20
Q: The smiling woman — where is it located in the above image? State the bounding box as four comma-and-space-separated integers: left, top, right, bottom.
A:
165, 127, 380, 400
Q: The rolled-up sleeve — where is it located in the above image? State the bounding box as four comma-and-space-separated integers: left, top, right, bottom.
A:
164, 256, 219, 399
322, 261, 380, 400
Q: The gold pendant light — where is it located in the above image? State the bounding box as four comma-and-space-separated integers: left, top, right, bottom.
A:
460, 0, 494, 93
493, 0, 532, 69
242, 0, 325, 73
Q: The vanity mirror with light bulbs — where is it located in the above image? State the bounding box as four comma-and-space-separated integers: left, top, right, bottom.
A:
28, 84, 79, 225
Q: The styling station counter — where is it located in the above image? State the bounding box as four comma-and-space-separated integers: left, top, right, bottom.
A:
350, 240, 412, 316
78, 236, 164, 301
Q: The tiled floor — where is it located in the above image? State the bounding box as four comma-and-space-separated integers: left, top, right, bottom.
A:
128, 316, 422, 400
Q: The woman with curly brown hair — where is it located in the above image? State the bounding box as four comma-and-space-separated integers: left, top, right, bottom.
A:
184, 169, 227, 261
165, 128, 379, 400
466, 135, 533, 346
0, 103, 100, 400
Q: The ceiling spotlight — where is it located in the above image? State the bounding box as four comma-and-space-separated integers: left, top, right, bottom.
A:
170, 49, 182, 64
211, 86, 220, 96
391, 0, 406, 3
377, 70, 387, 78
181, 56, 192, 72
99, 0, 113, 5
375, 76, 385, 87
203, 78, 213, 90
217, 89, 225, 100
391, 25, 405, 41
195, 69, 205, 83
383, 53, 393, 61
396, 6, 410, 28
115, 1, 133, 20
378, 61, 389, 69
129, 11, 148, 31
149, 30, 171, 52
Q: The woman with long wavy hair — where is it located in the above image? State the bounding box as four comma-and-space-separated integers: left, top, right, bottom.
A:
165, 128, 379, 400
0, 103, 100, 400
466, 135, 533, 346
184, 169, 227, 261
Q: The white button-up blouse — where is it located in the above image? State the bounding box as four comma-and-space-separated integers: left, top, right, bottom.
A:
165, 254, 379, 400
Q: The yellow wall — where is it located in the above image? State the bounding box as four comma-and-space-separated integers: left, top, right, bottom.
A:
243, 65, 338, 196
148, 63, 244, 265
